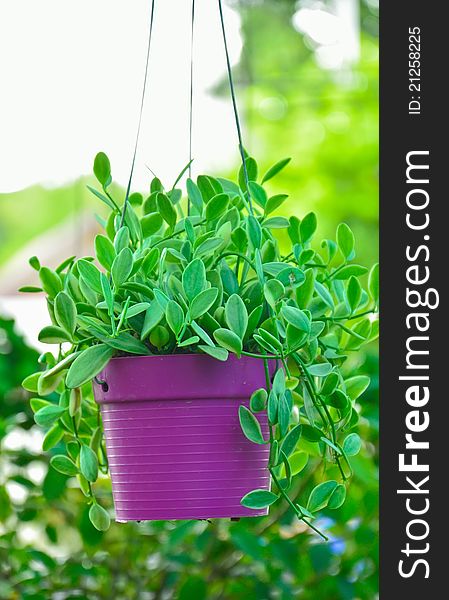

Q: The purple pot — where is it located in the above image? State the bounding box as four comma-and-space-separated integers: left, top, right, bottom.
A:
93, 353, 271, 522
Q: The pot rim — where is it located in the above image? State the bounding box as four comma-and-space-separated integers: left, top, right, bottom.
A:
93, 352, 273, 403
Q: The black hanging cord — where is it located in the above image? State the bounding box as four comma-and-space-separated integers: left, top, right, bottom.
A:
217, 0, 254, 215
120, 0, 156, 229
187, 0, 196, 214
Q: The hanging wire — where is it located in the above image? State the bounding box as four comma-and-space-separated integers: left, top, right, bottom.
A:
120, 0, 156, 229
187, 0, 196, 215
217, 0, 254, 216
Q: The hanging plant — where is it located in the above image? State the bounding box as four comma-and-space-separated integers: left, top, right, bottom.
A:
21, 151, 379, 537
18, 0, 378, 538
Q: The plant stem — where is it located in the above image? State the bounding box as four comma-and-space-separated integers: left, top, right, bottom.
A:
269, 467, 327, 540
323, 308, 377, 322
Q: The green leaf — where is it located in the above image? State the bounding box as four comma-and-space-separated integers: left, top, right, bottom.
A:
30, 398, 50, 413
99, 332, 150, 355
114, 226, 130, 253
299, 212, 317, 243
157, 192, 177, 228
50, 455, 78, 476
38, 325, 72, 344
77, 259, 103, 294
280, 424, 302, 457
100, 273, 114, 316
264, 216, 290, 229
186, 178, 203, 213
261, 157, 291, 184
281, 305, 310, 334
150, 325, 170, 350
128, 192, 143, 206
238, 406, 265, 444
205, 193, 229, 221
239, 157, 258, 189
111, 247, 133, 289
278, 393, 290, 436
256, 328, 283, 353
337, 223, 355, 260
326, 389, 349, 410
141, 212, 163, 237
42, 424, 64, 452
369, 262, 379, 304
240, 489, 279, 509
38, 352, 81, 380
321, 372, 339, 396
80, 444, 98, 482
347, 276, 362, 313
66, 344, 114, 388
19, 286, 43, 293
264, 279, 285, 308
126, 302, 150, 318
333, 264, 368, 280
191, 320, 215, 346
302, 424, 324, 442
272, 370, 285, 394
345, 375, 370, 400
225, 294, 248, 340
182, 259, 206, 302
307, 480, 339, 512
287, 451, 309, 476
89, 503, 110, 531
286, 324, 308, 350
343, 433, 362, 456
327, 484, 347, 509
247, 216, 262, 249
95, 235, 116, 271
190, 288, 218, 320
178, 336, 200, 347
166, 301, 184, 337
22, 372, 41, 393
248, 182, 267, 208
315, 281, 335, 311
69, 387, 81, 417
34, 405, 66, 427
54, 292, 76, 336
29, 255, 40, 270
39, 267, 63, 299
194, 237, 223, 258
198, 345, 229, 361
277, 266, 305, 288
142, 248, 160, 276
87, 184, 116, 210
267, 391, 278, 425
213, 328, 243, 355
93, 152, 111, 187
198, 175, 222, 202
250, 388, 268, 412
246, 305, 263, 339
141, 301, 164, 339
264, 194, 289, 215
308, 363, 333, 377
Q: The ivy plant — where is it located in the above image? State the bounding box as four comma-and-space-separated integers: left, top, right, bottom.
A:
21, 152, 379, 536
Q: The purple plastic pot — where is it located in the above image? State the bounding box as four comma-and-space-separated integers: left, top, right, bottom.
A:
93, 353, 271, 522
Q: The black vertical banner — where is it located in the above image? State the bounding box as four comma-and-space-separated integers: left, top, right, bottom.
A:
380, 2, 445, 596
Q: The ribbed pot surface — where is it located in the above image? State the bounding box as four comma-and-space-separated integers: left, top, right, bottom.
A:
93, 354, 271, 521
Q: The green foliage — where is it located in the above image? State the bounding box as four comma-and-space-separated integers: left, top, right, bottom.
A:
19, 152, 378, 537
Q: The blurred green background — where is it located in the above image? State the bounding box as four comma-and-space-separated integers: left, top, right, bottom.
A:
0, 1, 378, 598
